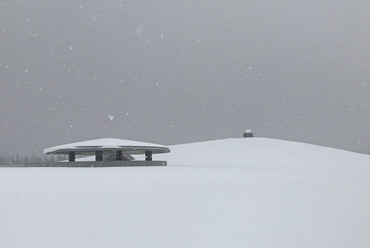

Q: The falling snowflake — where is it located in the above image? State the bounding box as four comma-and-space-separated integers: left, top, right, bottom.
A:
135, 25, 143, 35
108, 115, 114, 121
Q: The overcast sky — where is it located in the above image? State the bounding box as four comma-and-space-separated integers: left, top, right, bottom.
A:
1, 0, 369, 155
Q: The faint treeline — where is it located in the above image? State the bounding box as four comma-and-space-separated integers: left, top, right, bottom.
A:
0, 154, 67, 165
355, 149, 370, 155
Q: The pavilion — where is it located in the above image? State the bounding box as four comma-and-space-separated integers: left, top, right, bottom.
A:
43, 138, 170, 167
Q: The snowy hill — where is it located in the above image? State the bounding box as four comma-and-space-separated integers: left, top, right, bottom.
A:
163, 137, 369, 168
0, 138, 369, 248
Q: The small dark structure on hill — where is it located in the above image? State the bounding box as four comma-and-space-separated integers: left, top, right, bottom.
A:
243, 129, 254, 138
44, 138, 170, 167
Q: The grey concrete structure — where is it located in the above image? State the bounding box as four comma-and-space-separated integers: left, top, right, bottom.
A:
44, 138, 170, 167
68, 151, 75, 162
0, 161, 167, 167
243, 129, 254, 138
49, 161, 167, 167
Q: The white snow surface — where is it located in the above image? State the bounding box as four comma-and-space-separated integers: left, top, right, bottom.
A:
43, 138, 168, 154
1, 138, 370, 248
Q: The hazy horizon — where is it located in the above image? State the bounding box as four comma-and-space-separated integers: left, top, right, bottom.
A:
1, 0, 369, 155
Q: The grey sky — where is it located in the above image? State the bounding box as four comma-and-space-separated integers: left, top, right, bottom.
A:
0, 0, 369, 155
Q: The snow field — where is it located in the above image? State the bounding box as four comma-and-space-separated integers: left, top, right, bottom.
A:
1, 138, 369, 248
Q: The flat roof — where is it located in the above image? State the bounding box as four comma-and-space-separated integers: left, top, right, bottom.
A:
44, 138, 170, 155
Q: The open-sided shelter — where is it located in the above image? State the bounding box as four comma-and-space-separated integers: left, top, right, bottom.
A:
44, 138, 170, 167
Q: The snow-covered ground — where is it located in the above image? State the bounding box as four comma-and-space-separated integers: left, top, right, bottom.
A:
1, 138, 369, 248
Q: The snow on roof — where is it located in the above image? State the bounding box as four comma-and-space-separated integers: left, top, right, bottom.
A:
44, 138, 170, 154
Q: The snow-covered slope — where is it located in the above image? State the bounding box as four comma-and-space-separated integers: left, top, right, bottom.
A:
163, 137, 369, 168
1, 138, 369, 248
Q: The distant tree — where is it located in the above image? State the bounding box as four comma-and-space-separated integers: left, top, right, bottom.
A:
23, 156, 29, 164
0, 155, 5, 165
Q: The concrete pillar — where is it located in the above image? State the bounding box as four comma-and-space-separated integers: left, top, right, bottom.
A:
95, 151, 103, 161
68, 152, 75, 162
145, 151, 152, 161
116, 150, 123, 161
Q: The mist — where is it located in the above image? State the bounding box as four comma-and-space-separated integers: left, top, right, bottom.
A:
0, 0, 369, 155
